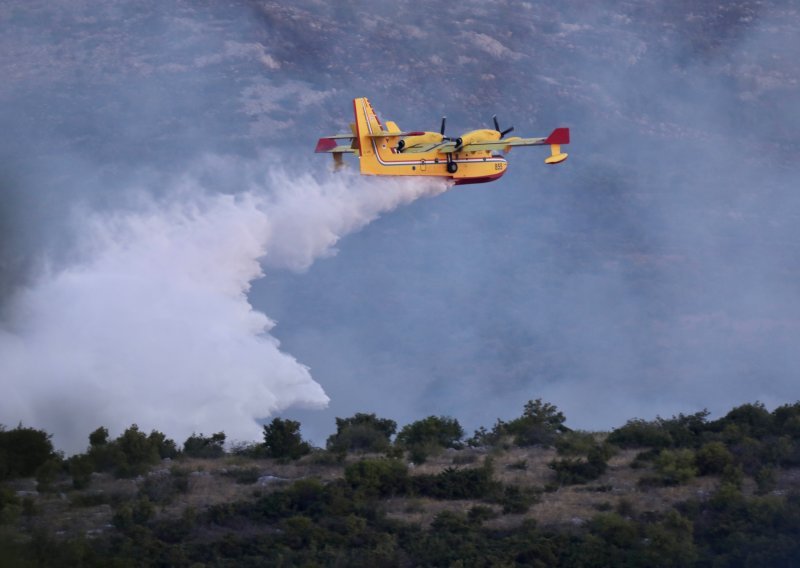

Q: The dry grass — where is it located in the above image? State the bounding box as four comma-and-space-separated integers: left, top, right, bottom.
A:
383, 497, 489, 527
14, 447, 794, 538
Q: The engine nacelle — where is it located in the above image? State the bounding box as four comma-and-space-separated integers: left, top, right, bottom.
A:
456, 129, 500, 149
397, 131, 444, 152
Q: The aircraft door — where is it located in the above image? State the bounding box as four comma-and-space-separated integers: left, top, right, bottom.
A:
420, 160, 427, 172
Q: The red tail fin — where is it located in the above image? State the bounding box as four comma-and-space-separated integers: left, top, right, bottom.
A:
545, 128, 570, 145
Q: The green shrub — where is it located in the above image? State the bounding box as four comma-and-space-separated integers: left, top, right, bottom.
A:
608, 419, 674, 449
468, 505, 497, 523
0, 425, 57, 480
183, 432, 226, 458
549, 445, 609, 485
0, 486, 19, 520
648, 449, 697, 486
412, 462, 498, 500
397, 416, 463, 450
466, 423, 508, 448
344, 459, 408, 497
35, 458, 62, 493
498, 484, 539, 514
67, 454, 94, 489
608, 411, 709, 450
148, 430, 179, 459
326, 413, 397, 455
695, 441, 734, 475
222, 467, 261, 485
755, 466, 776, 495
555, 431, 600, 455
711, 402, 773, 439
505, 399, 570, 447
263, 419, 311, 460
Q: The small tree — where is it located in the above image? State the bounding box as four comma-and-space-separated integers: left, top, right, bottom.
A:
345, 458, 409, 497
89, 427, 109, 447
263, 418, 311, 460
505, 399, 570, 447
326, 413, 397, 455
0, 424, 58, 480
397, 416, 464, 462
148, 430, 179, 459
183, 432, 226, 458
397, 416, 464, 449
114, 424, 161, 477
695, 441, 734, 475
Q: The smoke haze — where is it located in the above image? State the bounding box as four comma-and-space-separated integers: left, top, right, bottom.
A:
1, 0, 799, 449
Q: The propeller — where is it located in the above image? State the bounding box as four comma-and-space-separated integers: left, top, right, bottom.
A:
441, 116, 462, 147
399, 116, 450, 153
493, 115, 514, 138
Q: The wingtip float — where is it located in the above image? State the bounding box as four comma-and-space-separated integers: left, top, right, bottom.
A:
315, 97, 570, 185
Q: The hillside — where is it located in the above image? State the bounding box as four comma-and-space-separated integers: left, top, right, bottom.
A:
2, 400, 800, 566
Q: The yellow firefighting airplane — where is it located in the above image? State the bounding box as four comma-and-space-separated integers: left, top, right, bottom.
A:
315, 97, 569, 185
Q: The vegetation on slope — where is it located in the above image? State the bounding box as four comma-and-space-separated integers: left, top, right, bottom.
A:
2, 399, 800, 566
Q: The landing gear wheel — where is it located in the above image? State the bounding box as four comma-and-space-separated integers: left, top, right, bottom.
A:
446, 161, 458, 174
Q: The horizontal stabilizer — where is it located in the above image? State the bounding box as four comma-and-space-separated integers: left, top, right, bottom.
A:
315, 137, 356, 153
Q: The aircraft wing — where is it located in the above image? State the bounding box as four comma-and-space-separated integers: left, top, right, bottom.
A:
399, 142, 448, 153
434, 128, 569, 154
367, 130, 425, 138
462, 137, 547, 151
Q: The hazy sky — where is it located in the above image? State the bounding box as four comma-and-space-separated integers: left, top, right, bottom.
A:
1, 0, 799, 450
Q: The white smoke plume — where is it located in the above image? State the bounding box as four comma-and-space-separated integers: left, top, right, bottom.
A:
0, 158, 448, 454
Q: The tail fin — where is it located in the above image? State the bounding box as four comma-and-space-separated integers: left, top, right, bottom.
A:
544, 127, 569, 165
352, 97, 385, 173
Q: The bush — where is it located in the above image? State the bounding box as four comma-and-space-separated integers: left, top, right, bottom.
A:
412, 460, 498, 500
222, 467, 261, 485
326, 413, 397, 455
773, 402, 800, 438
148, 430, 179, 459
555, 431, 601, 455
468, 505, 497, 523
498, 484, 539, 514
113, 497, 154, 531
183, 432, 226, 458
0, 425, 57, 480
608, 411, 710, 450
397, 416, 464, 450
505, 399, 570, 447
695, 441, 734, 475
642, 449, 697, 486
113, 424, 162, 477
608, 419, 674, 449
549, 445, 609, 485
141, 473, 184, 504
344, 459, 408, 497
67, 455, 94, 489
263, 419, 311, 460
0, 486, 19, 521
711, 402, 773, 439
755, 466, 777, 495
466, 422, 508, 448
35, 458, 62, 493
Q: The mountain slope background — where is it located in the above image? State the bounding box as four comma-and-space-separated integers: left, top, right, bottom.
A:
1, 0, 799, 448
